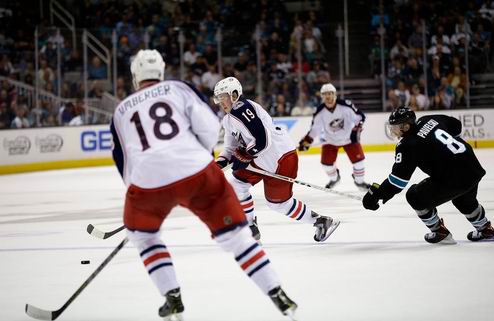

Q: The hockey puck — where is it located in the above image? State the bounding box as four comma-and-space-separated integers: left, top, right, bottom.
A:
81, 260, 90, 265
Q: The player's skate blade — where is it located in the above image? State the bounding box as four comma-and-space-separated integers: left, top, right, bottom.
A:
162, 313, 183, 321
313, 217, 341, 242
268, 287, 298, 320
467, 222, 494, 242
352, 174, 371, 191
424, 232, 456, 244
159, 288, 184, 321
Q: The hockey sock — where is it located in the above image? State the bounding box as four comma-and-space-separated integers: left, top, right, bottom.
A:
215, 226, 280, 294
240, 195, 255, 223
127, 230, 179, 296
268, 198, 316, 224
463, 205, 488, 230
416, 208, 441, 231
321, 164, 338, 181
352, 160, 365, 184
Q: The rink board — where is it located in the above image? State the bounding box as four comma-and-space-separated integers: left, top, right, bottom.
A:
1, 109, 493, 174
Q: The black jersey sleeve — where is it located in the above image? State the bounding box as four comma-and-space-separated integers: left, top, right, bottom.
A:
377, 139, 418, 201
110, 118, 124, 179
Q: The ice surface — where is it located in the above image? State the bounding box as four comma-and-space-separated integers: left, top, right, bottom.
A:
1, 150, 493, 321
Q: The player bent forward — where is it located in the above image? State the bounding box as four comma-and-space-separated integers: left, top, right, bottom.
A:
214, 77, 340, 242
298, 83, 371, 190
111, 50, 298, 320
362, 106, 493, 243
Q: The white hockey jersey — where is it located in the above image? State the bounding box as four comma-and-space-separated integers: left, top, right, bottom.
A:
111, 80, 219, 188
219, 96, 295, 173
307, 99, 365, 146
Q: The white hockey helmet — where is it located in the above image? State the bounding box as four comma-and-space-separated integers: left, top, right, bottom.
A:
320, 83, 337, 95
130, 49, 165, 90
213, 77, 243, 104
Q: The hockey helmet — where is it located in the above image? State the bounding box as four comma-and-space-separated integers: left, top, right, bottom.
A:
387, 106, 416, 138
320, 83, 337, 94
213, 77, 243, 104
388, 106, 416, 125
131, 49, 165, 90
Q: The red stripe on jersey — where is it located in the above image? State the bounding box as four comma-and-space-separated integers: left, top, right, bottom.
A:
290, 201, 303, 219
241, 201, 254, 209
241, 250, 266, 270
144, 252, 170, 266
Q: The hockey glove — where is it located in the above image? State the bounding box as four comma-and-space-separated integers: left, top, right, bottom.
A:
216, 156, 230, 169
231, 148, 256, 170
362, 183, 381, 211
298, 135, 314, 152
350, 121, 363, 144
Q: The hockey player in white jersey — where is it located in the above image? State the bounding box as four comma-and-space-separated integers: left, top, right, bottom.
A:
111, 50, 297, 320
298, 83, 371, 190
214, 77, 340, 242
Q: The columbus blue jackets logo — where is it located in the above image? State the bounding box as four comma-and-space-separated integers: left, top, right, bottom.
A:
329, 118, 344, 132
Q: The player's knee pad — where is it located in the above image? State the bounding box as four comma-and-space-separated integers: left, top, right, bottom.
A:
229, 177, 252, 200
127, 229, 161, 250
266, 198, 293, 214
215, 225, 253, 253
405, 184, 425, 210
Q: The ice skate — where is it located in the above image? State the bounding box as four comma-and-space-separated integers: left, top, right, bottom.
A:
325, 169, 341, 189
249, 216, 261, 241
268, 286, 298, 320
424, 219, 456, 244
159, 288, 184, 321
312, 213, 340, 242
352, 174, 371, 191
467, 221, 494, 242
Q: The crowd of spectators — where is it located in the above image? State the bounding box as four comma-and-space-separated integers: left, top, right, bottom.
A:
370, 0, 494, 111
2, 0, 494, 129
0, 0, 329, 129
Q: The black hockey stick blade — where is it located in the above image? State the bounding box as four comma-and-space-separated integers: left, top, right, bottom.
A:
86, 224, 125, 239
25, 237, 129, 320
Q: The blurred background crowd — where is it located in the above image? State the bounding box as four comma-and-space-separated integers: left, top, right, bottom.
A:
1, 0, 493, 129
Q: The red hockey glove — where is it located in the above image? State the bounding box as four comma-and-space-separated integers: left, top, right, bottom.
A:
298, 135, 314, 152
231, 148, 255, 170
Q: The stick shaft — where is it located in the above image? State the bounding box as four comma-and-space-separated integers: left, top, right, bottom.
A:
25, 237, 129, 320
246, 165, 362, 201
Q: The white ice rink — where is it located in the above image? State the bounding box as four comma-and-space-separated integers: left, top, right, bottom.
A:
1, 150, 493, 321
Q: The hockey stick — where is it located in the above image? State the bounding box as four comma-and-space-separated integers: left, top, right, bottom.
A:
87, 162, 234, 239
86, 224, 125, 239
25, 237, 129, 320
246, 165, 363, 201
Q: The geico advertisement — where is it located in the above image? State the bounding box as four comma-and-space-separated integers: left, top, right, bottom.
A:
80, 129, 112, 151
0, 126, 112, 165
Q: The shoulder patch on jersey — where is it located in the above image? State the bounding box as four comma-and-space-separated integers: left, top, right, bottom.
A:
232, 100, 245, 110
336, 98, 358, 112
336, 98, 352, 106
